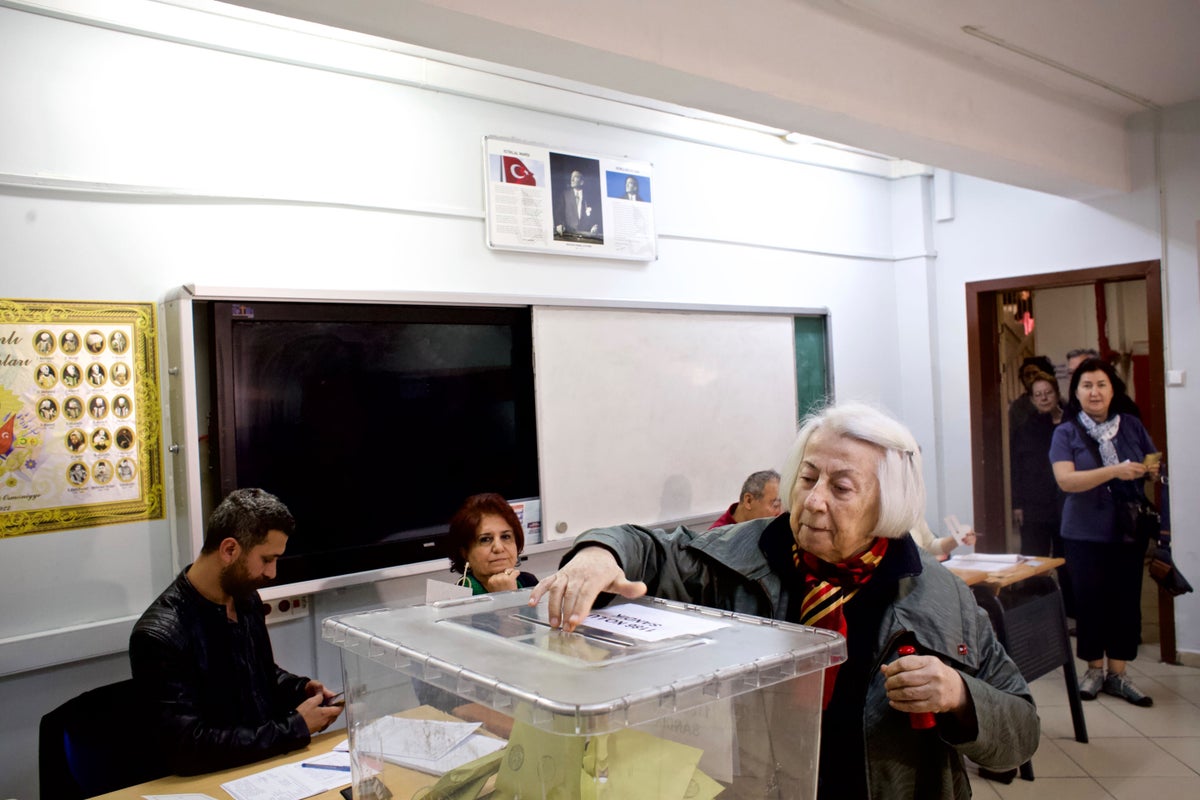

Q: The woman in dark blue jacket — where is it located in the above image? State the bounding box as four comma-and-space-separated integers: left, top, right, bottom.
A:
1051, 358, 1160, 706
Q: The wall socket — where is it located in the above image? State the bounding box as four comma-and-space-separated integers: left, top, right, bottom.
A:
263, 594, 310, 624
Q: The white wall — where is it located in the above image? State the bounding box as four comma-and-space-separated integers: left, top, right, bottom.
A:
0, 2, 1196, 797
0, 4, 919, 796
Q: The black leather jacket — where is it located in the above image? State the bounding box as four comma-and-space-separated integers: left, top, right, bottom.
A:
129, 568, 312, 775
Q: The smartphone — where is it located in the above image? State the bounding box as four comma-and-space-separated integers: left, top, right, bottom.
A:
324, 690, 345, 707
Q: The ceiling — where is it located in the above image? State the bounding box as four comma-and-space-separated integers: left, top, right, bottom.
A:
220, 0, 1200, 197
826, 0, 1200, 113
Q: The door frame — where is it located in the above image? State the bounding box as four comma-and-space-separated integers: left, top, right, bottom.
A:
965, 259, 1173, 660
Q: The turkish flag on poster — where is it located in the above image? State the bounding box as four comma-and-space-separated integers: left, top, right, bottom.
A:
502, 156, 536, 186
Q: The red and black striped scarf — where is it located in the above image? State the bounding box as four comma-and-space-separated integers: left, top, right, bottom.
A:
794, 536, 889, 707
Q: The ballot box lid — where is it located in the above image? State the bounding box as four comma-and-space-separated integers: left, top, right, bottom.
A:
323, 592, 844, 734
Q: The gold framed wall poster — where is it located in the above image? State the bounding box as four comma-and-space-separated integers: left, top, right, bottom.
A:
0, 298, 164, 536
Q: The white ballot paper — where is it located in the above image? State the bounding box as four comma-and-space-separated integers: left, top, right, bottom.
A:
220, 752, 351, 800
943, 515, 973, 545
940, 554, 1036, 573
383, 732, 506, 776
356, 715, 481, 760
345, 717, 503, 776
583, 603, 729, 642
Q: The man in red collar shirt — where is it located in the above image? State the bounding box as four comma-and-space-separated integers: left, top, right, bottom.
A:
709, 469, 782, 529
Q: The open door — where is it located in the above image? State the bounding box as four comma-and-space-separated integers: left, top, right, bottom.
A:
965, 260, 1173, 662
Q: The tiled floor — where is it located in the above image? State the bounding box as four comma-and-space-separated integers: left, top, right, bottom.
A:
967, 644, 1200, 798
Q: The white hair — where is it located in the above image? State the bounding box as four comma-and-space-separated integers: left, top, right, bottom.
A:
780, 403, 926, 539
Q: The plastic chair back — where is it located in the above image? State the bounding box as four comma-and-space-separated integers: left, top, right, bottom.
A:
38, 678, 166, 799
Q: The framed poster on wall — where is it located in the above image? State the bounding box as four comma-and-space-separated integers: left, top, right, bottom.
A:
483, 136, 657, 261
0, 298, 164, 537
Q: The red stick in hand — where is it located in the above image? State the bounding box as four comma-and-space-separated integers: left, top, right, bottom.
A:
897, 645, 936, 729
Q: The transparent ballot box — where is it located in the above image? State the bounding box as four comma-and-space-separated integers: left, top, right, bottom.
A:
322, 592, 845, 799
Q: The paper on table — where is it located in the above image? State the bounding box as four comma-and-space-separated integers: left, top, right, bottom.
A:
220, 756, 351, 800
945, 553, 1027, 565
382, 732, 507, 776
582, 603, 728, 643
142, 795, 220, 800
356, 715, 481, 760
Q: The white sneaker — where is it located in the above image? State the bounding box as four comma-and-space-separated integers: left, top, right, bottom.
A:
1078, 667, 1104, 700
1103, 671, 1153, 707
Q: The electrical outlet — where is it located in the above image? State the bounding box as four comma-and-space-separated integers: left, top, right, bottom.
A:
263, 594, 311, 624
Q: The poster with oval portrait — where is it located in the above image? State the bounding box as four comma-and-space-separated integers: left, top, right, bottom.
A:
0, 298, 163, 537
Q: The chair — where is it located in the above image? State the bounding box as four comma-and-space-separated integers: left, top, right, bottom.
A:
39, 678, 167, 799
973, 575, 1088, 782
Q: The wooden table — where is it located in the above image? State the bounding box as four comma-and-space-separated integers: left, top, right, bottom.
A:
89, 729, 349, 799
90, 707, 475, 800
944, 556, 1065, 590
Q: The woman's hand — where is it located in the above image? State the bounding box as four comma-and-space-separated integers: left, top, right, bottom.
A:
482, 568, 520, 593
1054, 460, 1146, 493
1111, 460, 1148, 481
881, 653, 969, 716
527, 547, 647, 631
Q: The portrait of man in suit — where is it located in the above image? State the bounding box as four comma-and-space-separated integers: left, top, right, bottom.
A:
623, 175, 642, 201
605, 171, 652, 203
551, 155, 603, 243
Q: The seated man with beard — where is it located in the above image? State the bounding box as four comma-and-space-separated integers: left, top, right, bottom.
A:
129, 489, 342, 774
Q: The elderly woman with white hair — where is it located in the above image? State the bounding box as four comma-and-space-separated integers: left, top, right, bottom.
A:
530, 403, 1038, 799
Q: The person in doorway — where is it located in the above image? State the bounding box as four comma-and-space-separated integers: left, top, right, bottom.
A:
708, 469, 782, 529
1011, 371, 1065, 556
129, 488, 342, 774
1007, 355, 1056, 435
1051, 358, 1159, 706
1010, 370, 1074, 617
1065, 348, 1099, 376
445, 493, 538, 594
1066, 347, 1141, 418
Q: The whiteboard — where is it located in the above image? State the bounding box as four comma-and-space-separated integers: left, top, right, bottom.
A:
533, 307, 799, 540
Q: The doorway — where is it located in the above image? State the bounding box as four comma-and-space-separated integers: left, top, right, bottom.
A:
965, 260, 1174, 662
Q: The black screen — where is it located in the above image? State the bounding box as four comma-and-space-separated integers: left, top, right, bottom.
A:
209, 301, 539, 584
